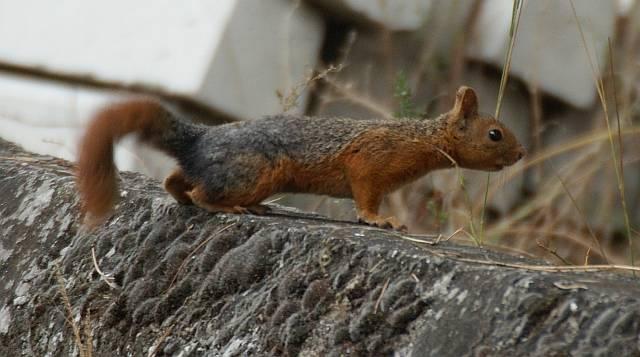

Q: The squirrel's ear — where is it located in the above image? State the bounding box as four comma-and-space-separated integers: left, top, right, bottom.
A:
450, 86, 479, 124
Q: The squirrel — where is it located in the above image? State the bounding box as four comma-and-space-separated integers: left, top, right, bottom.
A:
77, 86, 525, 229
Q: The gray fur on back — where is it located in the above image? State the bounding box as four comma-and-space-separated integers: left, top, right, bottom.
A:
196, 114, 449, 164
170, 114, 448, 196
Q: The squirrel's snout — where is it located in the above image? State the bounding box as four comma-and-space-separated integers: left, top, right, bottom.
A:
516, 146, 526, 161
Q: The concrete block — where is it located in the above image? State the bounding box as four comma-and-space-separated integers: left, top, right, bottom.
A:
0, 0, 323, 119
467, 0, 616, 109
312, 0, 475, 32
0, 72, 175, 179
617, 0, 636, 15
311, 0, 433, 30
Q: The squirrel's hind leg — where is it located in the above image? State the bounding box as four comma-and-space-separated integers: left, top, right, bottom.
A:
164, 168, 194, 205
183, 153, 286, 216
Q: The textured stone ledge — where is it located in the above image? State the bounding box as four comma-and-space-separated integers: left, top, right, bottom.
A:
0, 138, 639, 356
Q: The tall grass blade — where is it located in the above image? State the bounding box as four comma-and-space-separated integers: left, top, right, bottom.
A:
480, 0, 524, 241
608, 39, 634, 267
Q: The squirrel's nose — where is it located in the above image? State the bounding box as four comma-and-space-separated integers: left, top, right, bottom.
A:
517, 146, 527, 160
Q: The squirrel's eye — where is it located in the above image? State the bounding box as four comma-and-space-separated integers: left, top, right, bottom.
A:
488, 129, 502, 141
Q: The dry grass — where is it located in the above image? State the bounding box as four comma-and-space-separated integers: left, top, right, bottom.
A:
55, 264, 93, 357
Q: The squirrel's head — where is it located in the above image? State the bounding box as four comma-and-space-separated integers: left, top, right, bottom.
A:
445, 86, 526, 171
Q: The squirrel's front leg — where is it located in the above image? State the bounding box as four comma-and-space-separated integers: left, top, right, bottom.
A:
351, 182, 406, 231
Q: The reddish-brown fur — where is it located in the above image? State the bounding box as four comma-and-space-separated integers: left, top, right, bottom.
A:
336, 127, 456, 228
76, 100, 168, 223
164, 169, 194, 205
76, 86, 525, 230
183, 127, 455, 229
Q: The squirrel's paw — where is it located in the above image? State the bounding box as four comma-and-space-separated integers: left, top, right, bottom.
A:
247, 204, 271, 215
230, 205, 270, 215
231, 206, 251, 214
358, 216, 407, 232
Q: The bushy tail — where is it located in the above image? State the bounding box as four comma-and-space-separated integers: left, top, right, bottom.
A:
76, 99, 198, 223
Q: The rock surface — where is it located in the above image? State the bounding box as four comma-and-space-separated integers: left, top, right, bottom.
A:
1, 138, 639, 356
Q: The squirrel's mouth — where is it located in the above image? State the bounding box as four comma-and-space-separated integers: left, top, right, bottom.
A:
494, 155, 523, 170
493, 160, 517, 171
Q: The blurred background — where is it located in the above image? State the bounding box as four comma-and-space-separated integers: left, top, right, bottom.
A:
0, 0, 638, 266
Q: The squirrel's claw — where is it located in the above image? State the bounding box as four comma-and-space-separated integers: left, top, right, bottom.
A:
246, 204, 271, 215
230, 205, 270, 215
358, 216, 407, 232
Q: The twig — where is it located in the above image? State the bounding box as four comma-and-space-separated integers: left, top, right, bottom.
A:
584, 247, 591, 266
323, 77, 394, 120
439, 227, 465, 244
447, 255, 640, 273
264, 195, 285, 204
54, 264, 87, 357
91, 247, 119, 289
396, 235, 436, 245
493, 226, 605, 259
374, 278, 391, 313
536, 240, 572, 265
552, 170, 608, 263
279, 64, 345, 111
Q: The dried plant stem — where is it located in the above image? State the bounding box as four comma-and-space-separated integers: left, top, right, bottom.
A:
323, 78, 394, 120
528, 84, 543, 180
55, 264, 90, 357
495, 0, 524, 119
480, 0, 524, 241
487, 154, 601, 237
569, 0, 634, 266
478, 174, 491, 243
448, 0, 483, 94
553, 171, 608, 263
501, 227, 606, 258
91, 247, 118, 289
537, 240, 572, 265
608, 39, 634, 267
459, 259, 640, 273
374, 278, 391, 313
